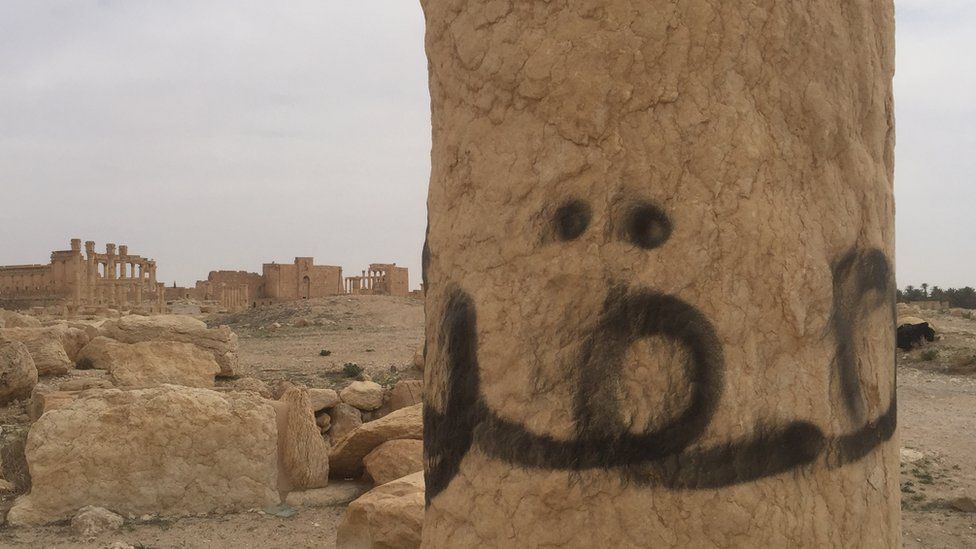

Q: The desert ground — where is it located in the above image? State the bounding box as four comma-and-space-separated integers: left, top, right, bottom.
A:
0, 296, 972, 548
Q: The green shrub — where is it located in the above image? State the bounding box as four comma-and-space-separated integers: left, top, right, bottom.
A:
920, 349, 939, 362
343, 362, 363, 378
319, 349, 332, 357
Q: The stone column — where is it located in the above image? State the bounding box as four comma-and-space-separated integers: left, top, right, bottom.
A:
105, 244, 116, 281
420, 2, 897, 548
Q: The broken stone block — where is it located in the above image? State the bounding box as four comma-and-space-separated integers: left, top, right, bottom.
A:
8, 386, 279, 525
340, 381, 385, 411
336, 471, 424, 549
363, 440, 424, 486
0, 338, 37, 405
329, 404, 422, 478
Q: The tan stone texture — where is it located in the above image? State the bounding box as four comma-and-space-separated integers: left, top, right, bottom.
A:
0, 310, 41, 329
284, 481, 371, 508
329, 403, 364, 443
1, 327, 72, 376
340, 381, 386, 411
278, 386, 330, 490
363, 439, 424, 486
75, 336, 120, 370
76, 337, 220, 388
108, 341, 220, 388
102, 315, 239, 376
8, 386, 279, 525
330, 404, 422, 478
336, 471, 424, 549
0, 337, 38, 404
308, 387, 340, 412
420, 1, 897, 547
377, 380, 423, 417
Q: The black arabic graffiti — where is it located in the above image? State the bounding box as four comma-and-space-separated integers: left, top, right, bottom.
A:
423, 200, 896, 504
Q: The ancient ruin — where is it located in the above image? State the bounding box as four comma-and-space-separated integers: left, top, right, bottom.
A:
421, 1, 898, 547
169, 259, 411, 311
344, 263, 409, 297
0, 239, 165, 313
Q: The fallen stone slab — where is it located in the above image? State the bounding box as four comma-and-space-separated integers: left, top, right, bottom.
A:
284, 481, 372, 508
376, 380, 423, 418
101, 315, 239, 376
0, 327, 72, 376
328, 403, 363, 443
336, 471, 424, 549
0, 310, 41, 329
274, 387, 330, 491
8, 385, 280, 525
76, 337, 220, 388
364, 440, 424, 486
0, 338, 38, 405
340, 381, 385, 411
330, 404, 422, 478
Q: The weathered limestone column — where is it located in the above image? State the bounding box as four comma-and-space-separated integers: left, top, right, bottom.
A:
421, 2, 897, 547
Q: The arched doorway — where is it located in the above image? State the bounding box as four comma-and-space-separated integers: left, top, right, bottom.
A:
301, 276, 311, 299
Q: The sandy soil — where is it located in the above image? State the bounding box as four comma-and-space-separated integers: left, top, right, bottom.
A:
0, 299, 973, 548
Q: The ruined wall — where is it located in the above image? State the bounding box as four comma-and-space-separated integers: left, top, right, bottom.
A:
263, 260, 343, 300
421, 1, 897, 547
207, 271, 264, 303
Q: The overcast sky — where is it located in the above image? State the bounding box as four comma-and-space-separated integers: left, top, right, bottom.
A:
0, 2, 972, 290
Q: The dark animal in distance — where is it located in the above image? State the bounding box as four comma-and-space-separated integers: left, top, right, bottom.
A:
897, 322, 935, 351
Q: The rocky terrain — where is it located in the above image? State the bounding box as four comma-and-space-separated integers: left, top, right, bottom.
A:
0, 297, 971, 548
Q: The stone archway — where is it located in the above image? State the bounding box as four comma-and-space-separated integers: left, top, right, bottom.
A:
301, 275, 311, 299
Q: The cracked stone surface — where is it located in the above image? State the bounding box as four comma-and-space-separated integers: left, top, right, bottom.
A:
420, 1, 898, 547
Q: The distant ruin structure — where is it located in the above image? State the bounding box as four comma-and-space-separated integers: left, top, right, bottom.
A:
344, 264, 409, 297
170, 259, 409, 311
0, 239, 165, 312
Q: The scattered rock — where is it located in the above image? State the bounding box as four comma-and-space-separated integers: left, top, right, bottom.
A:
101, 315, 239, 376
77, 337, 220, 388
330, 404, 422, 478
75, 337, 120, 370
0, 479, 16, 492
0, 327, 72, 376
336, 471, 424, 549
0, 310, 41, 329
27, 387, 82, 422
309, 388, 340, 412
0, 338, 38, 405
71, 506, 124, 537
276, 387, 330, 491
329, 403, 363, 442
340, 381, 385, 411
949, 496, 976, 513
46, 325, 92, 362
316, 413, 332, 433
284, 481, 372, 508
363, 440, 424, 486
229, 377, 274, 398
109, 341, 220, 388
900, 448, 926, 465
8, 386, 280, 525
59, 377, 113, 392
412, 349, 424, 371
377, 380, 423, 417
